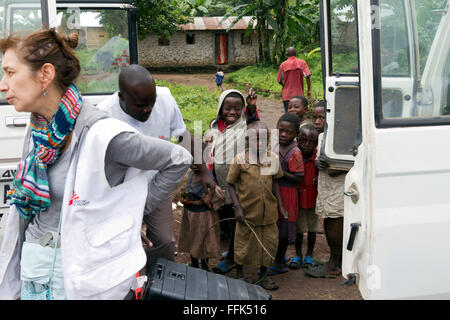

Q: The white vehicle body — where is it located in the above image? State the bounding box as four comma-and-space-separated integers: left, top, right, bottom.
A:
0, 0, 137, 245
321, 0, 450, 299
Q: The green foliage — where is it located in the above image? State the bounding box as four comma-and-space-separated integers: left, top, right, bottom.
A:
155, 80, 220, 134
136, 0, 190, 40
226, 65, 281, 96
97, 10, 128, 38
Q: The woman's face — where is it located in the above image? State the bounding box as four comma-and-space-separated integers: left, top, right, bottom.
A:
221, 96, 243, 124
0, 48, 42, 113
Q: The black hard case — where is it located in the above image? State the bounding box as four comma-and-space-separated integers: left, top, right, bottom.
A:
146, 258, 272, 300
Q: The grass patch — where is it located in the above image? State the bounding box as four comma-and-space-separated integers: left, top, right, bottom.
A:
225, 52, 324, 104
155, 80, 219, 135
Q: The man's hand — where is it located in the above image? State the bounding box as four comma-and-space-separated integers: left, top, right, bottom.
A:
194, 165, 216, 197
234, 205, 245, 223
307, 89, 312, 100
141, 232, 153, 248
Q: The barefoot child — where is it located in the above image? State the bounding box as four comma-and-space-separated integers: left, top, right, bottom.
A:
287, 95, 311, 128
269, 113, 304, 276
178, 164, 223, 271
226, 120, 285, 290
209, 87, 259, 275
288, 124, 319, 270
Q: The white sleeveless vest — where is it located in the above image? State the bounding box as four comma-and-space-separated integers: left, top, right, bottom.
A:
60, 118, 148, 299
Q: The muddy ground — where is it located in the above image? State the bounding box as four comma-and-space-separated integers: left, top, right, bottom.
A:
152, 73, 362, 300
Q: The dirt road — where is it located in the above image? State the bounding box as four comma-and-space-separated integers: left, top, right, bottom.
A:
153, 73, 362, 300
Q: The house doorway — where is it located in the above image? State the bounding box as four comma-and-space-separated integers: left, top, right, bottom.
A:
215, 33, 228, 65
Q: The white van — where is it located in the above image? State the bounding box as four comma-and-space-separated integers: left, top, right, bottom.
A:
0, 0, 137, 245
321, 0, 450, 299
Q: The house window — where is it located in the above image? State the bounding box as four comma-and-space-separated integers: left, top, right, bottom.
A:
186, 33, 195, 45
158, 38, 170, 46
241, 33, 251, 45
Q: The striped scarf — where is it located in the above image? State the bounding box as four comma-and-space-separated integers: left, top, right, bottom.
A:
8, 84, 82, 219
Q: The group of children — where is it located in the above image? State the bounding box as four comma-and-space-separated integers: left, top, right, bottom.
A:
177, 87, 329, 291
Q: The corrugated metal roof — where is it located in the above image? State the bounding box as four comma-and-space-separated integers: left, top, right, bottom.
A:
179, 16, 256, 31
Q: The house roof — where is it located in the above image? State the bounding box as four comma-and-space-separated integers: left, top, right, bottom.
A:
179, 16, 256, 31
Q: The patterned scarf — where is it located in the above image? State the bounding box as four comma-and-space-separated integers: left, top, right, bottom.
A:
8, 84, 82, 219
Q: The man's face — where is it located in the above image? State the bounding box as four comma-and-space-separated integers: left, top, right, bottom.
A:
119, 85, 156, 122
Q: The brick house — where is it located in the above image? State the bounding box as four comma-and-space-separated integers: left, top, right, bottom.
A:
138, 16, 273, 70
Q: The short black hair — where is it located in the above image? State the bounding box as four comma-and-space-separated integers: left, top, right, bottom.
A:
290, 95, 309, 108
277, 113, 301, 133
299, 123, 318, 136
314, 100, 325, 108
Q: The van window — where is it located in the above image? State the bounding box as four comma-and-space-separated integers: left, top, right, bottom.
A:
56, 7, 130, 95
376, 0, 449, 123
380, 1, 410, 77
329, 0, 359, 75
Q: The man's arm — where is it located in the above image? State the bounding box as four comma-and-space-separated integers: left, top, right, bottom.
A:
306, 75, 311, 100
278, 71, 284, 87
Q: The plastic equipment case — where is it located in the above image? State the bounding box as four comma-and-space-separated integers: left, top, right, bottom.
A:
146, 258, 272, 300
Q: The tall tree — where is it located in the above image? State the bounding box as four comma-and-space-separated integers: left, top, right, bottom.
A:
136, 0, 190, 40
221, 0, 275, 65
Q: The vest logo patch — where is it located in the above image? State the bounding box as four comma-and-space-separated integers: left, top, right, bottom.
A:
69, 192, 90, 206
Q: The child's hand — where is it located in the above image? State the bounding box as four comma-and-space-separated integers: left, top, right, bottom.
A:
279, 205, 289, 220
202, 191, 213, 207
314, 159, 329, 170
234, 205, 245, 223
215, 185, 225, 200
246, 82, 257, 106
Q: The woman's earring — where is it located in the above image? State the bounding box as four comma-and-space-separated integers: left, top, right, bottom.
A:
42, 88, 48, 97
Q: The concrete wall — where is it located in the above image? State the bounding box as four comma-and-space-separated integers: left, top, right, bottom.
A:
138, 30, 262, 69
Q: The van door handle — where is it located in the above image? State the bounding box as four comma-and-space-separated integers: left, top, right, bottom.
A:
344, 183, 359, 204
5, 116, 29, 127
347, 223, 361, 251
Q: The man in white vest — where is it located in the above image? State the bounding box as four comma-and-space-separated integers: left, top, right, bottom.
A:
97, 65, 215, 266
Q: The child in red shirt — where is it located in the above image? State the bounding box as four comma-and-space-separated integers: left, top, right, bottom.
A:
288, 123, 320, 270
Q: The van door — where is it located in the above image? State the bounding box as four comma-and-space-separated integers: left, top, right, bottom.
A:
342, 0, 450, 299
319, 0, 361, 171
